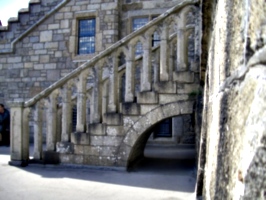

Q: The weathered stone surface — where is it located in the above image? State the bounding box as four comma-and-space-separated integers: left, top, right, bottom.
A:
154, 81, 177, 94
56, 142, 74, 153
159, 94, 188, 104
104, 113, 122, 125
173, 71, 194, 83
106, 125, 124, 136
137, 91, 159, 104
71, 132, 90, 145
198, 0, 266, 199
88, 123, 106, 136
121, 103, 140, 115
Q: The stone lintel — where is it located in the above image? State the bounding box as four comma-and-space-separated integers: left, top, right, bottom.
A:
137, 91, 159, 104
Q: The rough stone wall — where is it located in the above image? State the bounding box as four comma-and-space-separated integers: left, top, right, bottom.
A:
198, 0, 266, 199
0, 0, 120, 106
0, 0, 185, 108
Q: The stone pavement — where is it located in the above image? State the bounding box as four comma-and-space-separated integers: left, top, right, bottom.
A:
0, 145, 197, 200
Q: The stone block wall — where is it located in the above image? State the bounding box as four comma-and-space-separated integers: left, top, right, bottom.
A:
0, 0, 121, 106
197, 0, 266, 199
0, 0, 187, 108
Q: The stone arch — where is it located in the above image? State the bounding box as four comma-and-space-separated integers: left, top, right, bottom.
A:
117, 100, 194, 169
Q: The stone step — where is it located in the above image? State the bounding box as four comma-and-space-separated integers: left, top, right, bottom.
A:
154, 81, 177, 94
88, 123, 106, 136
173, 71, 195, 83
121, 103, 140, 116
159, 94, 189, 104
104, 113, 123, 125
71, 132, 90, 145
137, 91, 159, 104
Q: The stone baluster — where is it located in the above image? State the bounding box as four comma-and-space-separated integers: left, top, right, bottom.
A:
61, 82, 72, 142
102, 81, 108, 122
76, 71, 87, 132
33, 102, 43, 160
169, 42, 175, 80
125, 44, 135, 102
160, 22, 170, 81
141, 34, 152, 91
176, 13, 187, 71
9, 102, 29, 164
108, 53, 118, 112
22, 107, 30, 162
46, 91, 58, 151
90, 62, 103, 124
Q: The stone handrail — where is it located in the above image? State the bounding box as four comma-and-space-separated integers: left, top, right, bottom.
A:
0, 0, 70, 54
24, 0, 198, 107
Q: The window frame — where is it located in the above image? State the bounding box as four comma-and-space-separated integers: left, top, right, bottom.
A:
70, 10, 99, 61
77, 18, 96, 55
131, 15, 161, 55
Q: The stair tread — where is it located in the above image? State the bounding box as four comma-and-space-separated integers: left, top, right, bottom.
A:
19, 8, 29, 13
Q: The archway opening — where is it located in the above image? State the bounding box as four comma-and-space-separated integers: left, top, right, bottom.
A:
127, 115, 197, 176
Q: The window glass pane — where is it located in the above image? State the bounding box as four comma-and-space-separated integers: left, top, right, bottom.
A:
78, 19, 95, 55
152, 31, 160, 47
135, 42, 143, 55
133, 18, 148, 55
133, 18, 149, 31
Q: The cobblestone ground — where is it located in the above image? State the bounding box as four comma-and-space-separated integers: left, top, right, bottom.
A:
0, 145, 197, 200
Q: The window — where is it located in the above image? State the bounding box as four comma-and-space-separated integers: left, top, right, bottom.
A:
78, 19, 96, 55
152, 31, 160, 47
133, 18, 148, 55
152, 16, 160, 47
132, 17, 161, 54
154, 118, 172, 138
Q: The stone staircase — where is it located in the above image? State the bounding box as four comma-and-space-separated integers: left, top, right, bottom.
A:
0, 0, 66, 53
9, 0, 200, 169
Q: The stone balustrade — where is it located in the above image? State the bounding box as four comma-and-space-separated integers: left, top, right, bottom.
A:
8, 0, 199, 166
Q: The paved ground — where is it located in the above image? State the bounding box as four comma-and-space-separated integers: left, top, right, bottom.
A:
0, 145, 197, 200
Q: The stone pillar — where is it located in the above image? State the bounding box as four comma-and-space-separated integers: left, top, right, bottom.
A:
46, 91, 58, 151
22, 108, 30, 161
160, 22, 169, 81
141, 34, 152, 91
9, 101, 29, 164
108, 53, 118, 112
90, 63, 103, 124
33, 102, 43, 160
76, 72, 87, 132
125, 44, 135, 102
176, 15, 187, 71
61, 82, 72, 142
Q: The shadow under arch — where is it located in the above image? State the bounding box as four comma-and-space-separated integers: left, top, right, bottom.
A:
119, 100, 195, 170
